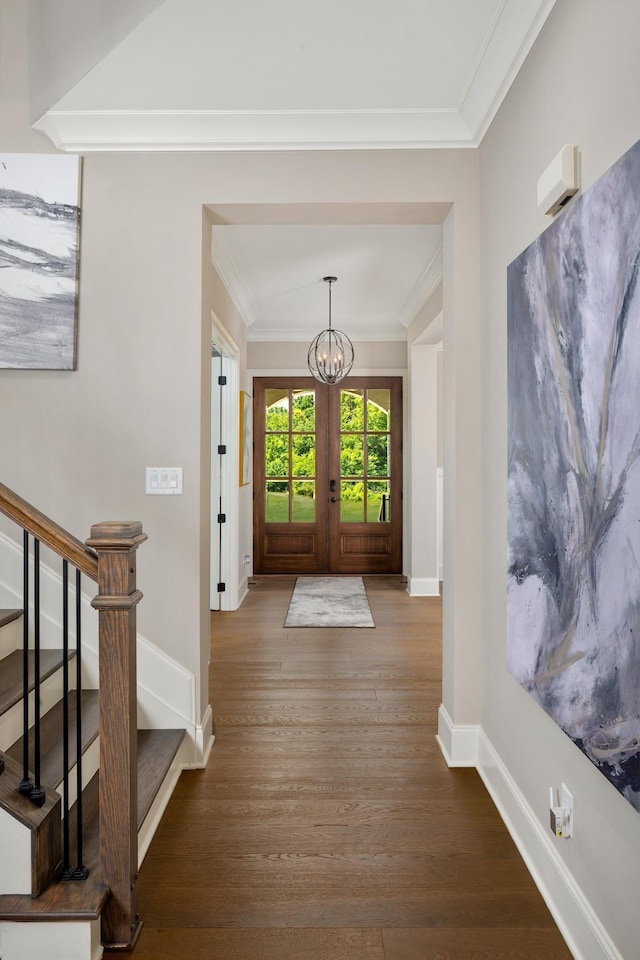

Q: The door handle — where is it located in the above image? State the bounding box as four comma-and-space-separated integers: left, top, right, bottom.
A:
330, 496, 337, 503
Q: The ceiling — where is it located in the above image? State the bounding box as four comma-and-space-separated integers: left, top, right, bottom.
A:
212, 224, 443, 341
34, 0, 557, 152
30, 0, 558, 340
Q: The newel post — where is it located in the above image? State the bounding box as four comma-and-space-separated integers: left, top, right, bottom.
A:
86, 521, 147, 951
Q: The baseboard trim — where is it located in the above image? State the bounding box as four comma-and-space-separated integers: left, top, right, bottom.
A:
237, 577, 249, 608
407, 577, 440, 597
436, 701, 623, 960
436, 703, 479, 766
476, 732, 623, 960
193, 703, 215, 768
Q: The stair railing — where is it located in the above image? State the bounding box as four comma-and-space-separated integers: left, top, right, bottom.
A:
0, 483, 146, 950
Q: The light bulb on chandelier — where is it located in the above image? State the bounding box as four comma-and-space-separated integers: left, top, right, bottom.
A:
307, 276, 354, 384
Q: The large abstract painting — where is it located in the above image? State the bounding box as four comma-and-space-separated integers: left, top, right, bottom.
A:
0, 154, 81, 369
507, 138, 640, 812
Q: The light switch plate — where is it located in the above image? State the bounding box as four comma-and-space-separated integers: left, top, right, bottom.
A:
145, 467, 183, 495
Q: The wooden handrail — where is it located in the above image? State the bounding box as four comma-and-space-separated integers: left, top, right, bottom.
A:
0, 482, 99, 581
0, 483, 148, 949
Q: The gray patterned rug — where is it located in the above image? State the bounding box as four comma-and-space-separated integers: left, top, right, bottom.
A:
284, 576, 375, 628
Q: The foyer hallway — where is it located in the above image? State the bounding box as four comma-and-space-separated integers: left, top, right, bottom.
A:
132, 577, 571, 959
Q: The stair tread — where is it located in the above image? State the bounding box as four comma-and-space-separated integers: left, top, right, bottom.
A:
0, 648, 73, 718
0, 728, 185, 922
0, 750, 61, 830
137, 727, 185, 826
0, 774, 107, 920
0, 609, 22, 630
5, 690, 99, 789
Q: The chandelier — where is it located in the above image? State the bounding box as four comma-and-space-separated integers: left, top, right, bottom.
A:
307, 276, 354, 384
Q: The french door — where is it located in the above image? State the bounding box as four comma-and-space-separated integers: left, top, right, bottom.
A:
253, 377, 402, 574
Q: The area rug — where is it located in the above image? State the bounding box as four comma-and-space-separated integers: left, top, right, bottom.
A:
284, 576, 375, 628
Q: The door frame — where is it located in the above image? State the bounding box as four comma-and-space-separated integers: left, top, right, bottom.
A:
210, 312, 240, 611
253, 376, 402, 574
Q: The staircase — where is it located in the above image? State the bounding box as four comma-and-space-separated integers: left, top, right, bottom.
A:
0, 486, 187, 959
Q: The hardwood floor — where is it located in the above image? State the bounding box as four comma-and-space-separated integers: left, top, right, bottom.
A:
133, 577, 572, 959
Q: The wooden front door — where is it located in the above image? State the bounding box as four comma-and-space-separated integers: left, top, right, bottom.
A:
253, 377, 402, 574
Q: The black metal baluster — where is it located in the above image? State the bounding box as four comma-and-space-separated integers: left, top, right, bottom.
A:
71, 568, 88, 879
19, 530, 33, 796
29, 538, 45, 806
61, 560, 71, 876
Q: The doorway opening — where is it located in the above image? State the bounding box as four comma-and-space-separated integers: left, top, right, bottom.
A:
253, 376, 402, 575
210, 316, 240, 610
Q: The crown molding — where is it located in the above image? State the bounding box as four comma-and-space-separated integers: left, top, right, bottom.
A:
459, 0, 558, 142
210, 230, 258, 328
397, 243, 442, 328
34, 108, 476, 153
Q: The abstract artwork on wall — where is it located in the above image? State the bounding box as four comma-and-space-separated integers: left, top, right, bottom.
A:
507, 138, 640, 812
0, 154, 81, 370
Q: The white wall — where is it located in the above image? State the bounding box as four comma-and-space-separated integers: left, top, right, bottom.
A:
1, 0, 49, 152
28, 0, 163, 123
479, 1, 640, 957
406, 291, 443, 595
247, 339, 407, 374
407, 344, 439, 595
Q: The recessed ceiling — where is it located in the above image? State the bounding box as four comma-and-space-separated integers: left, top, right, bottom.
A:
212, 224, 443, 340
32, 0, 558, 152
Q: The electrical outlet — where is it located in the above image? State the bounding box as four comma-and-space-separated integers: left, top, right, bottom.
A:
561, 783, 573, 838
549, 785, 573, 839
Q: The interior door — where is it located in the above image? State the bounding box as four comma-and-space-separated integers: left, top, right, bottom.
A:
253, 377, 402, 574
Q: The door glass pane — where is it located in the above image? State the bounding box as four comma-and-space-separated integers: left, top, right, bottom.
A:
368, 481, 391, 522
341, 434, 363, 476
265, 388, 319, 526
341, 481, 364, 522
292, 390, 315, 431
340, 389, 365, 431
265, 390, 289, 431
266, 481, 290, 522
292, 434, 315, 477
265, 434, 289, 476
292, 481, 315, 521
367, 390, 390, 430
367, 434, 388, 477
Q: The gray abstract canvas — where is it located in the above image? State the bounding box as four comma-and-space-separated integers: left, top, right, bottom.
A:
0, 154, 80, 369
507, 138, 640, 811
